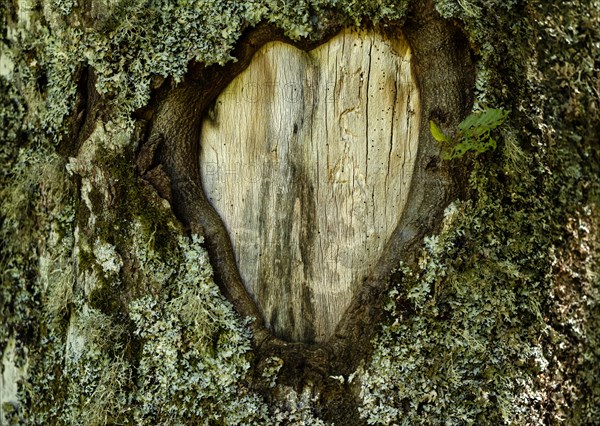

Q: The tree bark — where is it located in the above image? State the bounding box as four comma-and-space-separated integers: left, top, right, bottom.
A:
136, 4, 473, 410
1, 0, 598, 425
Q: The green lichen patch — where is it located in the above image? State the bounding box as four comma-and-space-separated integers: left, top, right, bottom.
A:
0, 76, 77, 423
19, 213, 275, 424
129, 235, 271, 425
361, 153, 598, 424
2, 111, 269, 423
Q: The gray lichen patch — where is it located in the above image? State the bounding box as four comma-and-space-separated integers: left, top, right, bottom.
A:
0, 136, 76, 424
128, 235, 270, 424
359, 164, 598, 424
1, 337, 29, 423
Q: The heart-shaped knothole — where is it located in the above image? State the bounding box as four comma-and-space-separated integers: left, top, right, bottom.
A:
140, 16, 474, 376
200, 29, 419, 343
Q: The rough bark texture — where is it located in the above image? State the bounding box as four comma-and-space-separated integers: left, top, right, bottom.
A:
1, 0, 599, 425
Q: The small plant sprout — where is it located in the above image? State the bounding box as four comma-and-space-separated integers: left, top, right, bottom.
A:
430, 108, 509, 159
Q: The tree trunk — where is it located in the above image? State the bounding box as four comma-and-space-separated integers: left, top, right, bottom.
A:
1, 0, 599, 425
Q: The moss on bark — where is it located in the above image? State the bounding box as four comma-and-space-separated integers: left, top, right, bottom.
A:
1, 0, 599, 424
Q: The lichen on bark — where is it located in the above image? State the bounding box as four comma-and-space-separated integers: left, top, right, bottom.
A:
1, 0, 599, 425
360, 1, 600, 424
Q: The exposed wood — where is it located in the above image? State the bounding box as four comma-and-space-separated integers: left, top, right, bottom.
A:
142, 7, 475, 401
199, 29, 420, 342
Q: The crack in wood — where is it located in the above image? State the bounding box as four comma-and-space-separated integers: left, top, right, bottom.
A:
200, 29, 420, 343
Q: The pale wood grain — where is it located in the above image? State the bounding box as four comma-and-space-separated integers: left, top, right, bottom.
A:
200, 28, 420, 342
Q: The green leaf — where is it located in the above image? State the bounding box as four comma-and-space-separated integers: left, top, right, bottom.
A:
482, 136, 497, 152
458, 108, 508, 137
438, 108, 507, 160
429, 120, 451, 142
